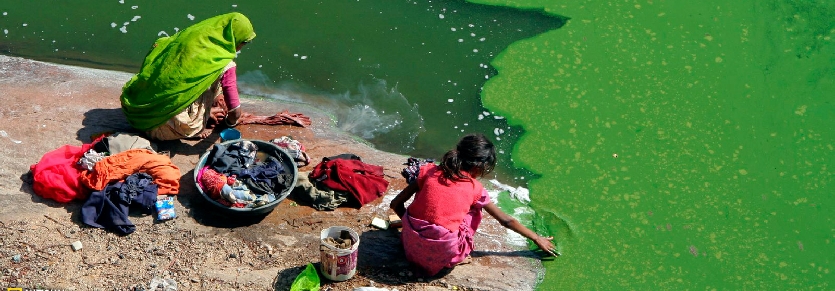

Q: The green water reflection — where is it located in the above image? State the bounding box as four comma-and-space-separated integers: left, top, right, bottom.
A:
476, 0, 834, 289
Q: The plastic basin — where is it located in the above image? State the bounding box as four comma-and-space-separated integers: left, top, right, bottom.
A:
193, 139, 298, 216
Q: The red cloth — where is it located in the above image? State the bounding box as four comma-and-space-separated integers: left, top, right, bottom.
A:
239, 110, 311, 127
29, 144, 95, 203
407, 164, 484, 232
309, 158, 389, 206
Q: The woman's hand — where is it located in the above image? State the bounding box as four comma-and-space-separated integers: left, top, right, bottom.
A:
224, 108, 242, 128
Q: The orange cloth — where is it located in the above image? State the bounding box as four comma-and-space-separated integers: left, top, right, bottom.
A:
81, 149, 181, 194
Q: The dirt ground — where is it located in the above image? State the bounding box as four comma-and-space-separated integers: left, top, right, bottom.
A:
0, 55, 545, 291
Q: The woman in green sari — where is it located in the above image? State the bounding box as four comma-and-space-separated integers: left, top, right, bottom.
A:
120, 12, 256, 140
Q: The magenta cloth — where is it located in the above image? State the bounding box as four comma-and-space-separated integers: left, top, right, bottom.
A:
221, 67, 240, 109
401, 190, 489, 276
407, 164, 483, 232
29, 144, 94, 203
309, 158, 389, 205
29, 136, 105, 203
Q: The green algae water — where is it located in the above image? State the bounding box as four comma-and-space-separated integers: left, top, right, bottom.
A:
473, 0, 835, 289
3, 0, 835, 290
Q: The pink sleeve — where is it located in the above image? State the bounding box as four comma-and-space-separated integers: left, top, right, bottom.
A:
221, 67, 240, 110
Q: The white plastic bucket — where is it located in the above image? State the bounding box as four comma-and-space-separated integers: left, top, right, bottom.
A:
319, 226, 359, 281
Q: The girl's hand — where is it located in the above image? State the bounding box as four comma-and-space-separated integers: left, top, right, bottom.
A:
535, 235, 559, 257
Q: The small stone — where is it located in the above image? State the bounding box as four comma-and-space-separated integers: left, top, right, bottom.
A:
12, 254, 21, 263
150, 263, 157, 268
190, 278, 200, 283
229, 253, 238, 259
71, 241, 83, 251
42, 265, 49, 271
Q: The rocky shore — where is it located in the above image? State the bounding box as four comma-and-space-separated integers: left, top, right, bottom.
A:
0, 55, 544, 291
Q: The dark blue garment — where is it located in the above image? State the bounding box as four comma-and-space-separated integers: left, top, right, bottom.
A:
208, 141, 257, 175
81, 173, 158, 235
238, 156, 291, 196
401, 157, 434, 185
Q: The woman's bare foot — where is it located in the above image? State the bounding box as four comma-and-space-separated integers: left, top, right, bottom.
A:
198, 128, 213, 139
187, 128, 213, 140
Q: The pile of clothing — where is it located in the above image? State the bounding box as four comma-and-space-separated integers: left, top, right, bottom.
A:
196, 140, 295, 208
292, 154, 390, 210
29, 133, 180, 235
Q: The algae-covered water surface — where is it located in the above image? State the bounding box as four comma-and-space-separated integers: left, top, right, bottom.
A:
474, 0, 834, 289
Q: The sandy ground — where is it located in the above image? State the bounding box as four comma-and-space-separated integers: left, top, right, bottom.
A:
0, 55, 545, 291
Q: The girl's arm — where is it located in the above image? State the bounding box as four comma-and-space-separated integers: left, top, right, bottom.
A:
390, 183, 419, 218
483, 202, 559, 257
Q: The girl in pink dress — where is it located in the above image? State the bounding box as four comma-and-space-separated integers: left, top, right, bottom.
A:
390, 133, 558, 276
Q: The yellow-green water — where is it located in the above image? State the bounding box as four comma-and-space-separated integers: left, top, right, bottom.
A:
476, 0, 834, 289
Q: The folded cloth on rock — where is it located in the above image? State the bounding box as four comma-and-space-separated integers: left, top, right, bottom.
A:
81, 149, 180, 194
81, 173, 158, 235
238, 110, 311, 127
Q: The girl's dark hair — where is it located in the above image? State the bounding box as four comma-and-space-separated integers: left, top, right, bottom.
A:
440, 133, 497, 180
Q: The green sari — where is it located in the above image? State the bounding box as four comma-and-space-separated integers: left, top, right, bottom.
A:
120, 12, 256, 132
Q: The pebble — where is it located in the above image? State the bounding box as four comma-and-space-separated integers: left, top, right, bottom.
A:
229, 253, 238, 259
12, 254, 21, 263
190, 278, 200, 283
71, 241, 83, 251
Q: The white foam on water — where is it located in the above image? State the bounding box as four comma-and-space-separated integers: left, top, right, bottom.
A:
489, 179, 531, 204
118, 0, 124, 3
451, 27, 456, 31
119, 26, 127, 33
22, 23, 27, 27
131, 16, 141, 22
300, 56, 308, 60
3, 29, 7, 35
131, 5, 138, 9
157, 31, 168, 37
447, 98, 454, 102
110, 22, 117, 28
438, 14, 444, 19
3, 12, 7, 16
187, 14, 195, 20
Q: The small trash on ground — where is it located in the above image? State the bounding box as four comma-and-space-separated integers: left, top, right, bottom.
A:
71, 241, 83, 251
290, 263, 320, 291
370, 217, 389, 230
155, 195, 177, 221
149, 277, 177, 291
388, 214, 402, 228
12, 254, 22, 263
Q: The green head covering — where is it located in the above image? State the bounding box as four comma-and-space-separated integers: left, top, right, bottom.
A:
120, 12, 256, 131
